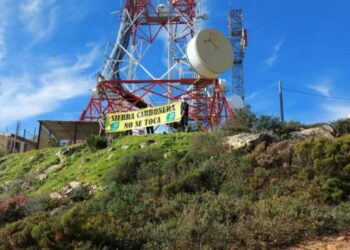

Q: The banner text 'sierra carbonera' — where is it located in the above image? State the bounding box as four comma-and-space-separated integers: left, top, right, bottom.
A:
105, 102, 182, 133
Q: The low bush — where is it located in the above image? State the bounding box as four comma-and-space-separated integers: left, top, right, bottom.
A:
187, 131, 227, 161
110, 147, 164, 184
222, 106, 257, 134
255, 115, 282, 133
332, 118, 350, 136
85, 135, 108, 150
0, 195, 29, 226
164, 165, 222, 194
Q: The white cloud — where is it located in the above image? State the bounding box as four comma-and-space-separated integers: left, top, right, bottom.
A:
265, 39, 284, 68
245, 92, 258, 101
0, 0, 10, 62
19, 0, 58, 41
0, 45, 99, 125
308, 83, 331, 97
323, 104, 350, 121
0, 27, 6, 62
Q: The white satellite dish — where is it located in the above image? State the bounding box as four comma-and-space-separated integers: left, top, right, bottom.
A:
157, 4, 168, 17
90, 88, 99, 98
232, 95, 244, 110
186, 28, 233, 79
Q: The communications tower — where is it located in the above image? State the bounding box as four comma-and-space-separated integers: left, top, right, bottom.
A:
229, 9, 248, 101
80, 0, 233, 131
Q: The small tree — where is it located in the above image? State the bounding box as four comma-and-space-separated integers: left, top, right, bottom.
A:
331, 118, 350, 136
222, 106, 257, 134
255, 115, 282, 133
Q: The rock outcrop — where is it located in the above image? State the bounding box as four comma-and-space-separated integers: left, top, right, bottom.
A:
225, 133, 272, 151
290, 125, 335, 139
50, 181, 96, 202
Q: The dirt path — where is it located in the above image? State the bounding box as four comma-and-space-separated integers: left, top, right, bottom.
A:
289, 232, 350, 250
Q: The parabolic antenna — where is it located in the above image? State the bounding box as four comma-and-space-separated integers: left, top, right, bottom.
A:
90, 88, 99, 98
232, 94, 245, 110
187, 28, 234, 79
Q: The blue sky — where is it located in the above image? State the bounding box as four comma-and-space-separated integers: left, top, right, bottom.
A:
0, 0, 350, 136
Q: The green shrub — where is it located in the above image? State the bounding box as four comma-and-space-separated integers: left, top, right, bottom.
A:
331, 118, 350, 136
0, 195, 29, 226
0, 213, 48, 249
255, 115, 282, 133
0, 150, 5, 158
163, 150, 188, 181
187, 131, 227, 161
232, 197, 336, 249
332, 202, 350, 230
320, 178, 344, 204
294, 136, 350, 203
110, 147, 164, 184
86, 135, 108, 150
164, 165, 222, 194
222, 106, 257, 134
245, 140, 295, 170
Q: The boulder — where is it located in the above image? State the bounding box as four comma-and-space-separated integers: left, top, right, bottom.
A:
50, 192, 63, 200
225, 133, 271, 151
50, 181, 94, 202
45, 164, 63, 174
55, 151, 63, 162
36, 174, 48, 181
290, 125, 335, 139
140, 139, 156, 149
56, 144, 85, 163
69, 181, 81, 189
21, 182, 32, 190
107, 147, 117, 153
60, 181, 90, 201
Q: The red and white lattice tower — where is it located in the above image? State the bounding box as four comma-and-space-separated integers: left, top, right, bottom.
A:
80, 0, 233, 131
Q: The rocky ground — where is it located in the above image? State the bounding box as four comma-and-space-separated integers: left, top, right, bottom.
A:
290, 232, 350, 250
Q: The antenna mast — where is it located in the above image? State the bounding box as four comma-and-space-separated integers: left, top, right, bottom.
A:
81, 0, 233, 131
229, 9, 248, 101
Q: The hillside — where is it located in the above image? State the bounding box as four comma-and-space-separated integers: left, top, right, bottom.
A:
0, 133, 193, 199
1, 116, 350, 249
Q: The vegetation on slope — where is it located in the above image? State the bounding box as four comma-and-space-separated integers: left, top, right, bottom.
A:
1, 112, 350, 249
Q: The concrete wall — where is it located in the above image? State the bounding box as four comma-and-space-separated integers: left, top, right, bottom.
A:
38, 126, 50, 149
0, 134, 37, 154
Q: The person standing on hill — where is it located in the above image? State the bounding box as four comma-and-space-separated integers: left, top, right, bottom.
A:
98, 112, 106, 136
180, 96, 189, 132
146, 104, 154, 134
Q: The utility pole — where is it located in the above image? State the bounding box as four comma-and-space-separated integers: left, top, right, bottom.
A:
279, 81, 285, 122
12, 121, 21, 153
33, 127, 37, 140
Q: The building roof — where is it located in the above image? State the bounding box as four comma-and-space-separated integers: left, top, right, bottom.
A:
39, 120, 99, 141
